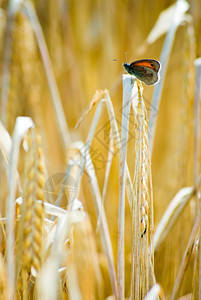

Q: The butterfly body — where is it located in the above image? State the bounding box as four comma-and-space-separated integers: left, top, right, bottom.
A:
123, 59, 161, 85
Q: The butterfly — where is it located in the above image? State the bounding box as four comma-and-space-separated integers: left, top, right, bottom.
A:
123, 59, 161, 85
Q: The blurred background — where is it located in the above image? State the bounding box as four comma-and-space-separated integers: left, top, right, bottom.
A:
0, 0, 201, 298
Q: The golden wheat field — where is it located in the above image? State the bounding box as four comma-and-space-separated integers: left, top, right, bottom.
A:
0, 0, 201, 299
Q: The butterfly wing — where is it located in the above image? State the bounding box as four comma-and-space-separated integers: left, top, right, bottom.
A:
129, 64, 159, 85
131, 59, 160, 71
128, 59, 161, 85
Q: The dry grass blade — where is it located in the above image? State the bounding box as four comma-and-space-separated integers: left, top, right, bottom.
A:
47, 147, 81, 210
100, 133, 113, 216
44, 202, 71, 216
193, 57, 201, 299
76, 92, 115, 223
148, 0, 190, 155
75, 92, 101, 129
194, 58, 201, 188
75, 141, 118, 298
143, 284, 161, 300
43, 204, 84, 254
103, 92, 134, 210
0, 121, 12, 165
146, 1, 189, 45
22, 0, 70, 149
76, 100, 103, 182
0, 121, 21, 205
76, 89, 135, 209
171, 216, 200, 300
154, 187, 195, 252
118, 74, 136, 299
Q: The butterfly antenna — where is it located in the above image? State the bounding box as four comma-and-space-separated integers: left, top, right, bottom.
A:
125, 52, 127, 63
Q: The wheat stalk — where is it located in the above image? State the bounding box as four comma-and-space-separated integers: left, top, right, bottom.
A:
21, 128, 45, 273
131, 81, 154, 299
